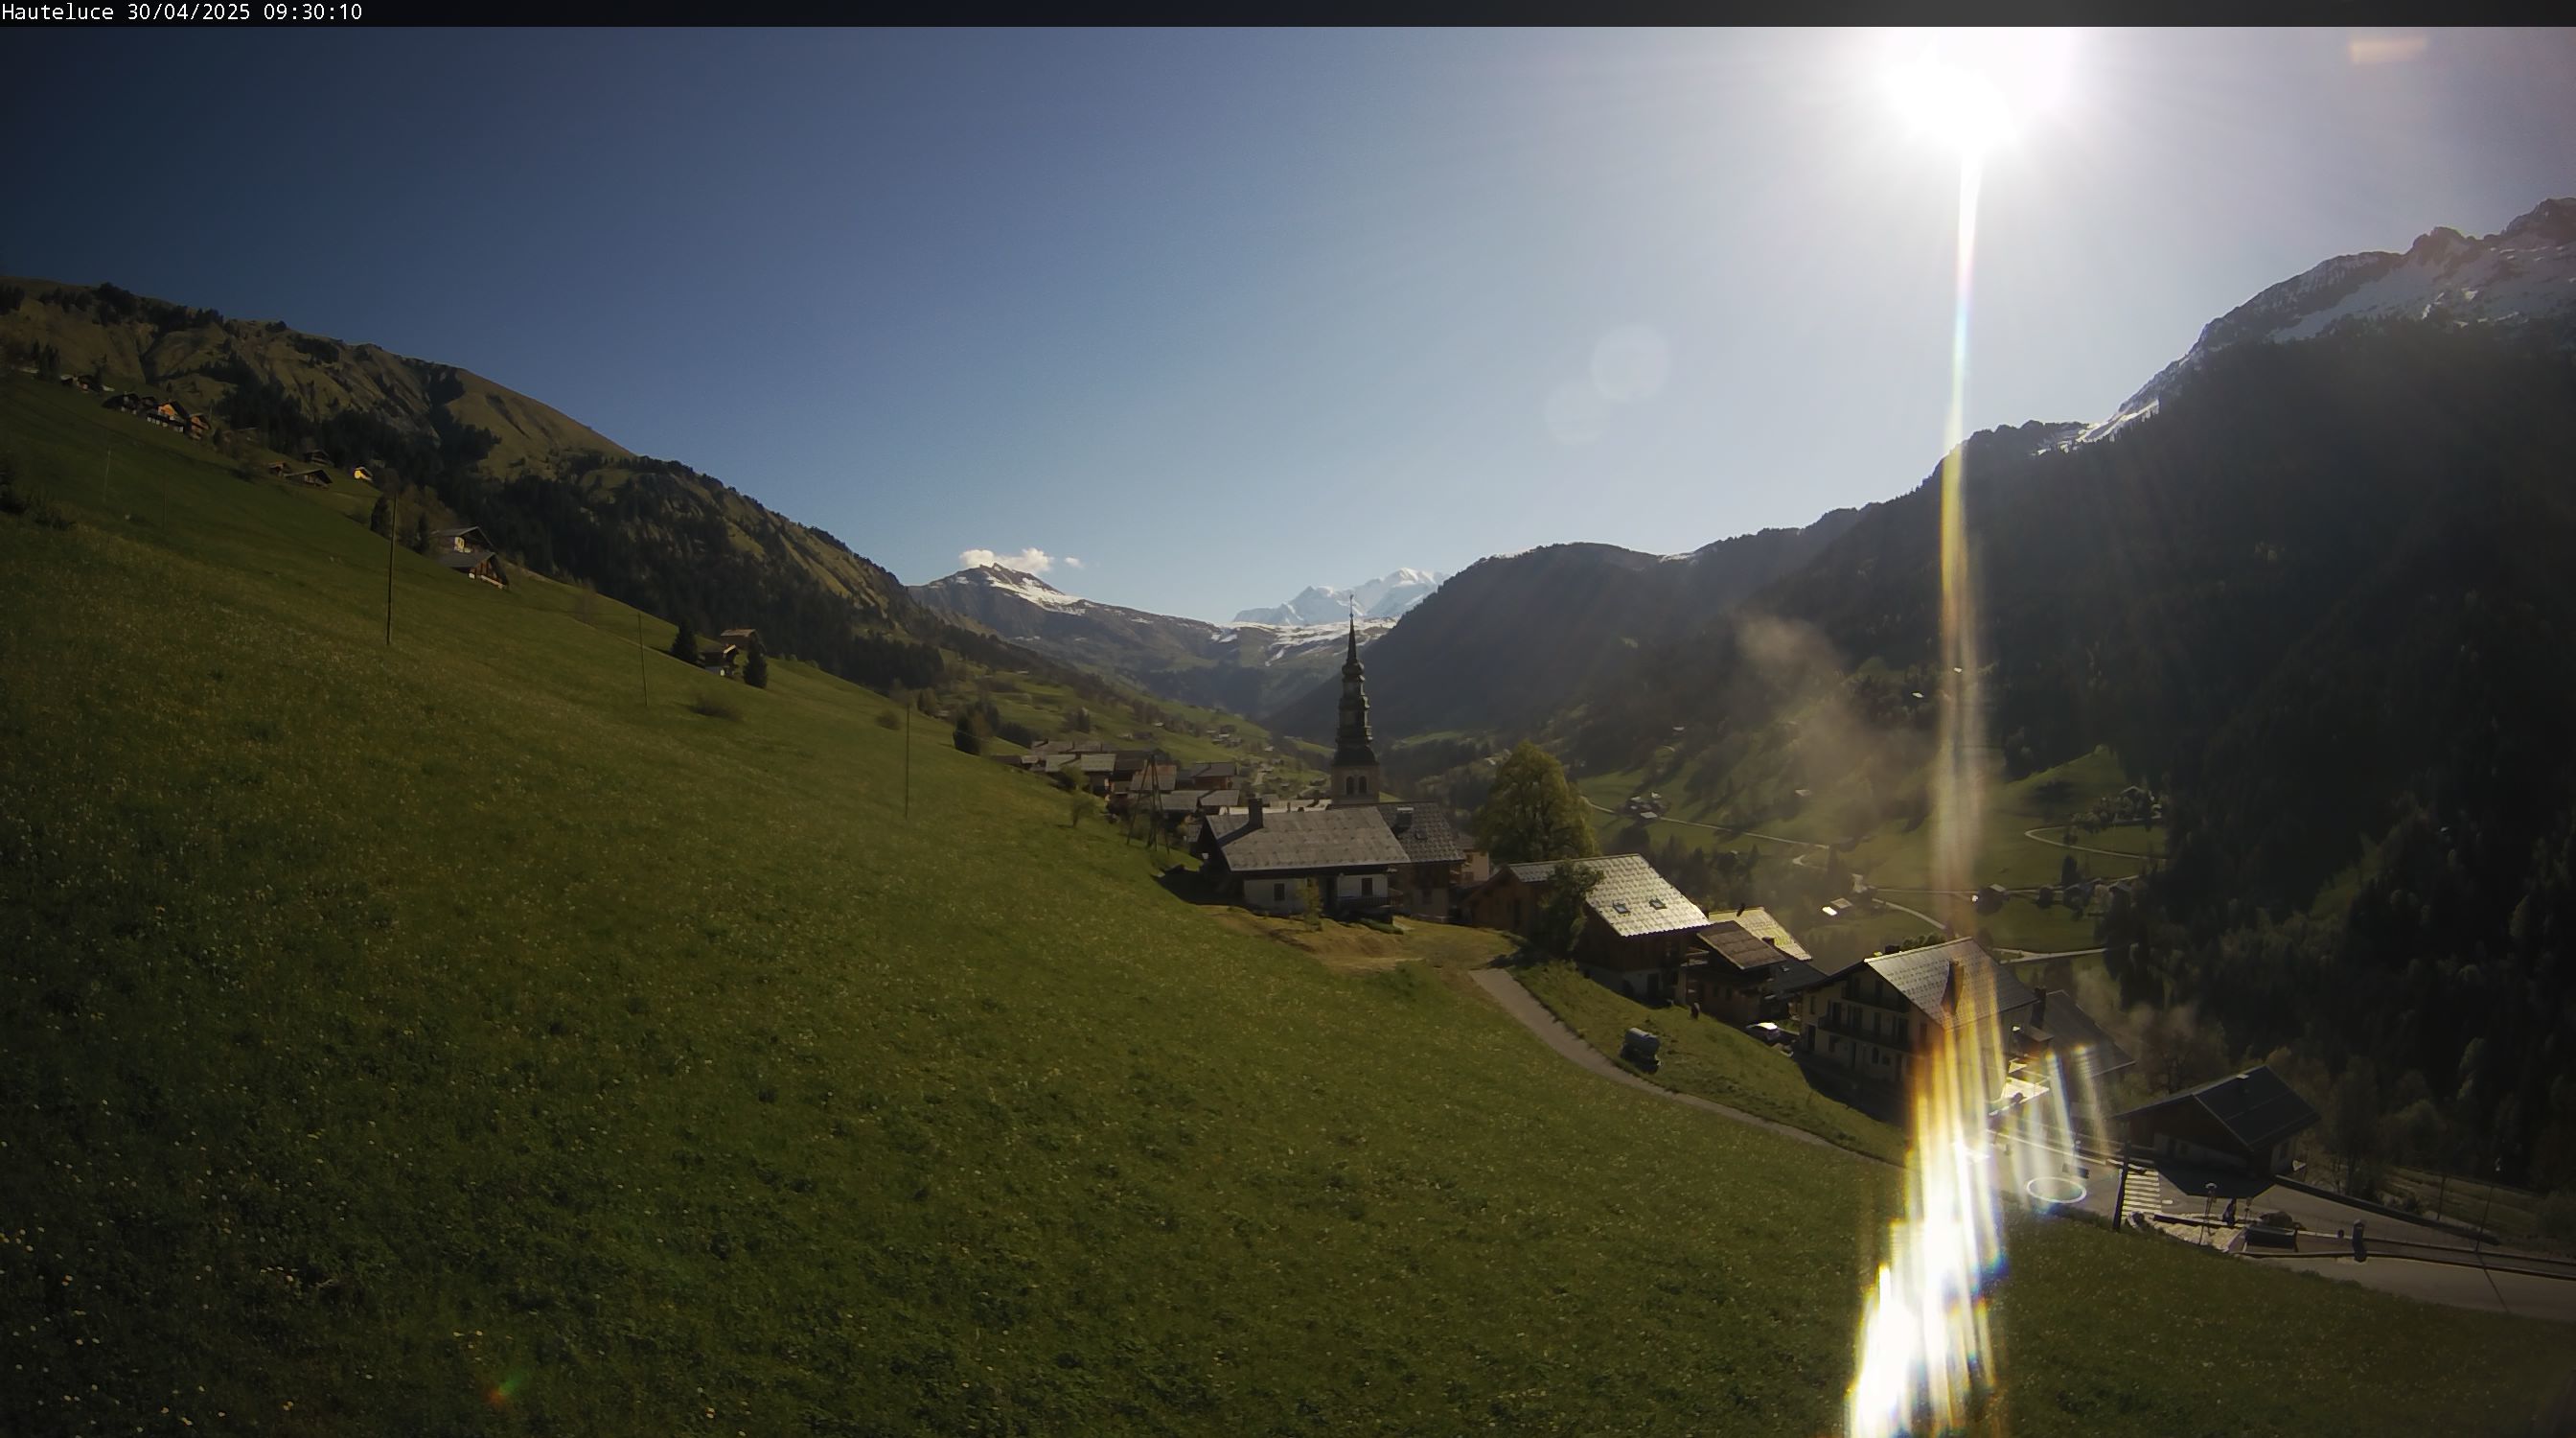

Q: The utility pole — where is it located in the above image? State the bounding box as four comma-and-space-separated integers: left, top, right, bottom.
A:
637, 612, 649, 711
904, 697, 913, 822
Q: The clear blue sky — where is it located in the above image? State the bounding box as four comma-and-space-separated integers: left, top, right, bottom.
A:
9, 28, 2573, 620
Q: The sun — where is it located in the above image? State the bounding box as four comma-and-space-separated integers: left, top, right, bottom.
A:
1881, 28, 2079, 158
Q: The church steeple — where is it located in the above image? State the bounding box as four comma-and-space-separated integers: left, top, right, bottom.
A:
1330, 610, 1382, 806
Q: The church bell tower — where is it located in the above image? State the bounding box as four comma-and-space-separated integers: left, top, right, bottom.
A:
1329, 614, 1383, 806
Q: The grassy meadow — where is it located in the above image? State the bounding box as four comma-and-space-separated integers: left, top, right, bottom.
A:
1, 370, 2566, 1434
1511, 963, 1906, 1165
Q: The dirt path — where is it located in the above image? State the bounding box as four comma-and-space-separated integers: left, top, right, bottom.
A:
2021, 824, 2155, 867
1465, 966, 1893, 1167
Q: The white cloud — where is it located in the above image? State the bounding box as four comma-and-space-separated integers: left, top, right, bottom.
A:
959, 545, 1053, 574
1062, 556, 1084, 568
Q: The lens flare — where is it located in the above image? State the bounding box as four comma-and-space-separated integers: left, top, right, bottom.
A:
1845, 150, 2008, 1438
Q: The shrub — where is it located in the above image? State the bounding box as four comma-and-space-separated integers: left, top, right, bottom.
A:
874, 711, 900, 731
744, 650, 769, 690
688, 692, 740, 721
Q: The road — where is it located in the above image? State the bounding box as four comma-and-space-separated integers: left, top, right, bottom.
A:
2255, 1252, 2576, 1323
2020, 824, 2160, 865
1465, 965, 1891, 1167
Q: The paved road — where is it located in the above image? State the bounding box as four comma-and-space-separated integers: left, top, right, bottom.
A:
2255, 1252, 2576, 1323
1465, 966, 1891, 1167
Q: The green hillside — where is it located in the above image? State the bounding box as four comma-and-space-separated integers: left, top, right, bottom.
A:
1, 371, 2564, 1434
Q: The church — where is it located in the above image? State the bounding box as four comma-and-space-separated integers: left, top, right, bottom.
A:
1194, 618, 1472, 919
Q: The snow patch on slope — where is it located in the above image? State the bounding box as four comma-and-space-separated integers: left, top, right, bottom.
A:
2068, 197, 2576, 449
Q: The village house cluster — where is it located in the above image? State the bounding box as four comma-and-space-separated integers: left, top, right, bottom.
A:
99, 387, 213, 440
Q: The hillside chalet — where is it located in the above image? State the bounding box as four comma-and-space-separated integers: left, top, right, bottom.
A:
1197, 798, 1411, 917
427, 526, 508, 588
1464, 854, 1714, 1001
1794, 939, 2039, 1104
2116, 1065, 2319, 1177
1374, 802, 1467, 920
1673, 907, 1818, 1023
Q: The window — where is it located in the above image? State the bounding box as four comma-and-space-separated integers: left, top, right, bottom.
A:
1362, 876, 1375, 896
1274, 883, 1288, 901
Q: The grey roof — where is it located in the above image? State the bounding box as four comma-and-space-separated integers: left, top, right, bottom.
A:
1206, 807, 1411, 875
1862, 939, 2036, 1031
1773, 944, 1874, 997
428, 526, 488, 544
1699, 920, 1795, 973
1497, 853, 1708, 939
1374, 802, 1465, 866
434, 548, 496, 572
2027, 988, 2134, 1077
2120, 1065, 2319, 1152
1184, 760, 1239, 780
1702, 906, 1814, 963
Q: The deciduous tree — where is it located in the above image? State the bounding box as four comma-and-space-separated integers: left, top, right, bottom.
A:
1474, 742, 1598, 866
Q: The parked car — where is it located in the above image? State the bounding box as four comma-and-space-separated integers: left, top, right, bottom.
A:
1621, 1028, 1662, 1072
1745, 1022, 1794, 1049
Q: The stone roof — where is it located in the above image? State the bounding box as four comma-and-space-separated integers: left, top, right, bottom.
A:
2120, 1065, 2319, 1153
1700, 906, 1814, 964
1498, 853, 1707, 939
1206, 807, 1410, 876
1863, 939, 2036, 1032
1374, 802, 1465, 866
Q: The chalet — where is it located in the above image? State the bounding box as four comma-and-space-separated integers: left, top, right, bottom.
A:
1372, 802, 1467, 921
267, 460, 293, 475
1796, 939, 2039, 1102
698, 646, 740, 678
1197, 798, 1411, 917
2116, 1065, 2318, 1177
1181, 760, 1239, 791
304, 449, 334, 464
426, 525, 508, 589
292, 469, 332, 488
1674, 907, 1817, 1023
2012, 987, 2135, 1087
1464, 853, 1714, 1001
1071, 752, 1121, 795
717, 627, 762, 654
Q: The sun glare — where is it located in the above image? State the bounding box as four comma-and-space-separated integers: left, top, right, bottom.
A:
1882, 29, 2077, 157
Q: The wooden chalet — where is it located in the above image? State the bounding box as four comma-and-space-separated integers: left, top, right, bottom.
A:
1674, 906, 1817, 1023
1371, 801, 1467, 921
427, 525, 508, 589
1794, 939, 2039, 1104
2116, 1065, 2318, 1177
1196, 798, 1410, 917
1464, 853, 1714, 1000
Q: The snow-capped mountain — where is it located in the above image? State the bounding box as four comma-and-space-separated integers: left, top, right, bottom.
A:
1232, 568, 1446, 625
910, 565, 1393, 718
2076, 197, 2576, 444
